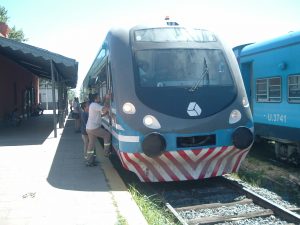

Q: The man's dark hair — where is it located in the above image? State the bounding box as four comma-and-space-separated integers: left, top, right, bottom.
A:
80, 101, 88, 110
92, 93, 99, 102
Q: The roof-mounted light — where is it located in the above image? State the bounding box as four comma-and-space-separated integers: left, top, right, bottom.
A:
164, 16, 179, 26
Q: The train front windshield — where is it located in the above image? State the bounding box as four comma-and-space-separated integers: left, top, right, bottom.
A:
135, 49, 233, 89
132, 28, 237, 119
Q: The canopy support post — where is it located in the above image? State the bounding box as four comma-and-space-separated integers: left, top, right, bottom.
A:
50, 60, 57, 138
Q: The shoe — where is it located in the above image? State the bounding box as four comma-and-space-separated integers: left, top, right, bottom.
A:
104, 150, 111, 157
86, 162, 96, 167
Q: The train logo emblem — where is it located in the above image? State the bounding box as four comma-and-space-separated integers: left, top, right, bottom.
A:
187, 102, 202, 116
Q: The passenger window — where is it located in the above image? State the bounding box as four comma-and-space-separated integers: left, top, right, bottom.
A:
256, 77, 281, 102
256, 79, 268, 102
288, 74, 300, 103
94, 55, 109, 102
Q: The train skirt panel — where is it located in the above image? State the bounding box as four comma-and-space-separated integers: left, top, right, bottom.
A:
116, 146, 249, 182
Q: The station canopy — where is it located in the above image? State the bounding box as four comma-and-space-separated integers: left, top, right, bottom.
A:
0, 36, 78, 88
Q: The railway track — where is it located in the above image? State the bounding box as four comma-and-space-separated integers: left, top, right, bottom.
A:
110, 153, 299, 224
161, 177, 300, 225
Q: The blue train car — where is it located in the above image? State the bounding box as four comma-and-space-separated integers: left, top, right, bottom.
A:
234, 31, 300, 165
82, 23, 254, 182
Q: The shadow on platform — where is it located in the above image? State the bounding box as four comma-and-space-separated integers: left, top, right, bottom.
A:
0, 110, 113, 192
0, 113, 55, 146
47, 116, 111, 192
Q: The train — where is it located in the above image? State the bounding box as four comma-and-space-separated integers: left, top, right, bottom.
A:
82, 22, 254, 182
233, 31, 300, 166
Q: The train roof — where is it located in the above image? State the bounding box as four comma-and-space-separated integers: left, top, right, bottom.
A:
107, 24, 214, 34
239, 30, 300, 57
106, 24, 220, 46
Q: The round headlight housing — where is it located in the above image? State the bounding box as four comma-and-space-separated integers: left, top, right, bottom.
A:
229, 109, 241, 124
143, 115, 161, 129
122, 102, 136, 114
232, 127, 254, 149
242, 97, 249, 107
144, 116, 153, 126
142, 132, 166, 157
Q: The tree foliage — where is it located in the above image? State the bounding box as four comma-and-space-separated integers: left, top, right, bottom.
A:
8, 26, 27, 42
0, 6, 9, 23
0, 5, 27, 42
68, 89, 76, 101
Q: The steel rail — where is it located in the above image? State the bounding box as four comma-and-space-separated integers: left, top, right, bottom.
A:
221, 176, 300, 224
165, 176, 300, 225
165, 203, 188, 225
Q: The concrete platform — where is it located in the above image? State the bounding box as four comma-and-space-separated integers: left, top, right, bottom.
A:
0, 111, 148, 225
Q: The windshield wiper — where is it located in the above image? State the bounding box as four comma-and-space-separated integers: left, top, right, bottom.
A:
189, 58, 209, 92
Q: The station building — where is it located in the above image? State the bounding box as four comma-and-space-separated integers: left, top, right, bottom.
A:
0, 23, 78, 136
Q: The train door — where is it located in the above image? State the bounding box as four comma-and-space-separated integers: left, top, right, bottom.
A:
105, 58, 113, 127
241, 62, 254, 112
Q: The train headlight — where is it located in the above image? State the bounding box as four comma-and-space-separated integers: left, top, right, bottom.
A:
232, 127, 254, 149
122, 102, 136, 114
242, 97, 249, 107
142, 132, 166, 157
229, 109, 241, 124
143, 115, 161, 129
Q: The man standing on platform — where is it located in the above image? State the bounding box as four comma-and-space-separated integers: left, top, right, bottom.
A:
85, 93, 111, 166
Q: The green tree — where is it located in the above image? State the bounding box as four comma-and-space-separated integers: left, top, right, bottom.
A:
79, 86, 85, 101
68, 89, 76, 101
8, 26, 27, 42
0, 5, 27, 42
0, 6, 9, 23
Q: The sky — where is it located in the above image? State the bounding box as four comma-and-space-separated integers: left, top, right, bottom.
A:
1, 0, 300, 93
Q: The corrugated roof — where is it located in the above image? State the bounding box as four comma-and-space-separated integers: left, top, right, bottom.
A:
0, 36, 78, 88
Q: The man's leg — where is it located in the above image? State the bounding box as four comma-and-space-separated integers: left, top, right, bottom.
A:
81, 134, 89, 159
90, 128, 111, 156
86, 130, 97, 166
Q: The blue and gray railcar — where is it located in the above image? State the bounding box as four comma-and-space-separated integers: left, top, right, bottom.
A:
82, 24, 254, 182
234, 31, 300, 165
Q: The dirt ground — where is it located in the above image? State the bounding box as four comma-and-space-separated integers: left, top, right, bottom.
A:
239, 141, 300, 205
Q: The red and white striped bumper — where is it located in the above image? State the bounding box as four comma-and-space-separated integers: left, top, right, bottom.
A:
118, 146, 249, 182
